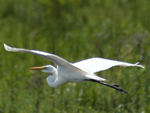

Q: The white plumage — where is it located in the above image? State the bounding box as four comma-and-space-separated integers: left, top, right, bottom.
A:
4, 44, 144, 93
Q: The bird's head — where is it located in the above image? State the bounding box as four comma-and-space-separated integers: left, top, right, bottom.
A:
29, 65, 56, 74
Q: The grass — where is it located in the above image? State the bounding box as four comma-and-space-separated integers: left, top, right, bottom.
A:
0, 0, 150, 112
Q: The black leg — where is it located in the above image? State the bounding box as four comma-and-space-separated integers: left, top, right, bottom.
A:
98, 81, 128, 93
87, 79, 128, 93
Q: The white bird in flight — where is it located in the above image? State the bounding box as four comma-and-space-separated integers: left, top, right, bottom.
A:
4, 44, 144, 93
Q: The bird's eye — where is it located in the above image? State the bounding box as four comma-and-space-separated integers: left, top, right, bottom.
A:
43, 67, 47, 69
49, 73, 53, 75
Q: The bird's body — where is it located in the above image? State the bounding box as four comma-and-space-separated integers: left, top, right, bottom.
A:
4, 44, 144, 93
46, 64, 88, 87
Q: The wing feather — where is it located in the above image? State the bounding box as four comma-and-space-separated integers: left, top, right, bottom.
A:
4, 44, 69, 66
73, 57, 145, 74
4, 44, 144, 74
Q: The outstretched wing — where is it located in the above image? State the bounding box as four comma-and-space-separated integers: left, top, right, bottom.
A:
73, 57, 145, 74
4, 44, 69, 66
3, 44, 106, 82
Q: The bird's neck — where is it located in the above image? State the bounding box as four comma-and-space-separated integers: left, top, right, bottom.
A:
46, 70, 66, 87
47, 69, 57, 82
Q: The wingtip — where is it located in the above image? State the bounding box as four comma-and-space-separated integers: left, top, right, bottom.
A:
4, 43, 12, 52
4, 43, 8, 51
139, 65, 145, 69
135, 62, 145, 69
3, 43, 7, 47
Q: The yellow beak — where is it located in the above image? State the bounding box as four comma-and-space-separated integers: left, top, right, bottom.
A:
29, 66, 45, 70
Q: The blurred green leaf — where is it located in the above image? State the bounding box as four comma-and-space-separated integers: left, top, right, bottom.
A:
0, 0, 149, 112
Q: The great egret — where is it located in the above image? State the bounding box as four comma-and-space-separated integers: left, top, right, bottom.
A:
4, 44, 144, 93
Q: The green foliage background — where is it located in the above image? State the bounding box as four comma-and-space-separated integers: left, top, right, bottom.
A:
0, 0, 149, 112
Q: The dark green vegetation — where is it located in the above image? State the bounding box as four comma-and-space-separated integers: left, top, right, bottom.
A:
0, 0, 149, 112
